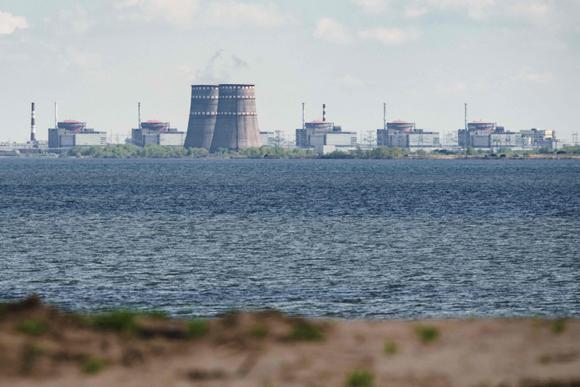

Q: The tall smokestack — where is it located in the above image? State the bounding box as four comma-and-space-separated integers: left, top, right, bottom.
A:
464, 102, 468, 131
302, 102, 305, 130
138, 102, 142, 129
30, 102, 36, 142
54, 102, 58, 129
322, 104, 326, 122
383, 102, 387, 129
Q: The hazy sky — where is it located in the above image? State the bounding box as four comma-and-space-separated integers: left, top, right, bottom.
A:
1, 0, 579, 143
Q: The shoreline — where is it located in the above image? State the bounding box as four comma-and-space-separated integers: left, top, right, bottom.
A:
2, 154, 580, 161
2, 144, 580, 160
1, 296, 578, 386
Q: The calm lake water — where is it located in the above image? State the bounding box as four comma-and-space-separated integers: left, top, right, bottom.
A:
1, 158, 579, 318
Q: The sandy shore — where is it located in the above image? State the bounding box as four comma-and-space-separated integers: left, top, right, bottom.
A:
0, 296, 578, 387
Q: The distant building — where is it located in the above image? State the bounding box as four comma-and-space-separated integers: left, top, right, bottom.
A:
520, 128, 557, 149
458, 121, 496, 148
48, 120, 107, 149
261, 131, 289, 148
377, 120, 440, 151
296, 120, 357, 154
458, 122, 558, 151
310, 131, 357, 154
296, 104, 357, 154
131, 121, 185, 147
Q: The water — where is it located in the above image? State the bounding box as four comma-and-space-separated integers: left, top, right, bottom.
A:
1, 158, 579, 319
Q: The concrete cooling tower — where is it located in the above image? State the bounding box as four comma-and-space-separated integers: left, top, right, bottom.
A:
185, 84, 261, 152
210, 84, 261, 152
184, 85, 219, 149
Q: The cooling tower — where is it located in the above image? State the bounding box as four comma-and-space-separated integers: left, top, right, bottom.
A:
184, 85, 219, 149
210, 84, 261, 152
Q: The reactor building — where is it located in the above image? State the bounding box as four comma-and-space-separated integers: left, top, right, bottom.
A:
132, 120, 185, 146
184, 84, 261, 152
458, 121, 558, 150
48, 120, 107, 149
295, 104, 357, 154
377, 120, 441, 150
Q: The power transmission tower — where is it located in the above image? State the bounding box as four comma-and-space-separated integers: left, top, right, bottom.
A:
273, 130, 286, 149
363, 130, 376, 148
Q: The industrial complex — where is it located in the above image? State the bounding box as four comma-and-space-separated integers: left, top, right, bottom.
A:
131, 120, 184, 147
295, 104, 357, 154
3, 90, 568, 155
48, 122, 107, 149
458, 122, 557, 151
457, 104, 558, 152
130, 104, 185, 147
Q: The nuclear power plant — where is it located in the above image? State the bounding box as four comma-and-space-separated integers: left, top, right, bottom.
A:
185, 84, 261, 152
3, 97, 564, 155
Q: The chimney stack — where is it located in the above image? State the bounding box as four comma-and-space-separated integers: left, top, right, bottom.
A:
322, 104, 326, 122
30, 102, 36, 142
383, 102, 387, 130
54, 102, 58, 129
464, 102, 468, 131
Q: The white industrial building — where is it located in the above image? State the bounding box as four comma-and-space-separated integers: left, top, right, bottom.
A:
295, 105, 357, 154
132, 121, 184, 147
459, 123, 558, 151
309, 131, 358, 154
48, 120, 107, 149
377, 120, 441, 151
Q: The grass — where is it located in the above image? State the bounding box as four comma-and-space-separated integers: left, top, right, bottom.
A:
187, 319, 209, 339
285, 320, 324, 342
551, 319, 567, 335
346, 369, 374, 387
16, 319, 48, 336
383, 340, 398, 356
90, 310, 139, 332
250, 324, 269, 339
415, 325, 440, 344
80, 357, 106, 375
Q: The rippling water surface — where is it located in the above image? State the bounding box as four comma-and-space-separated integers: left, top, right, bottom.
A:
1, 158, 579, 318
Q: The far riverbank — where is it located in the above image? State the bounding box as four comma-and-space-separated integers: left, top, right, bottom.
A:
1, 144, 580, 160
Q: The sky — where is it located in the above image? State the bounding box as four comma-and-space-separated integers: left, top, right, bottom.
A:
1, 0, 579, 143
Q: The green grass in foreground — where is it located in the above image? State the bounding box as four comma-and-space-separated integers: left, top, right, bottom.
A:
80, 357, 106, 375
250, 324, 269, 339
90, 310, 140, 332
551, 318, 567, 334
346, 369, 374, 387
285, 320, 325, 342
383, 340, 398, 355
16, 319, 48, 336
415, 325, 440, 344
187, 319, 209, 339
